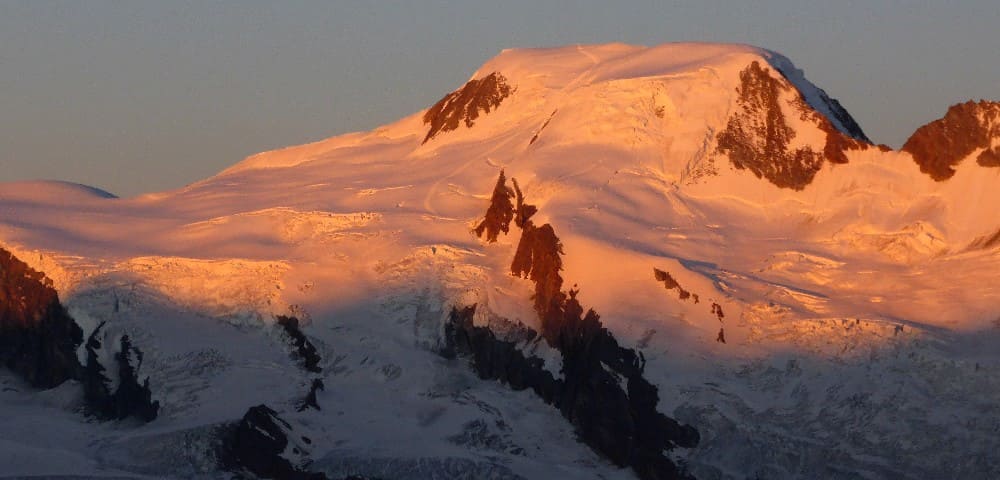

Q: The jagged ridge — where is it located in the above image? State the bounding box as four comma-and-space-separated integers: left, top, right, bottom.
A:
902, 100, 1000, 180
462, 171, 699, 480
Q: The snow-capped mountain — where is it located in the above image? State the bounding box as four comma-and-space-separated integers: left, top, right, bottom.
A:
1, 42, 999, 479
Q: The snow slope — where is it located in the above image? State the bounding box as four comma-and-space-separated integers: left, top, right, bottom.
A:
1, 42, 999, 479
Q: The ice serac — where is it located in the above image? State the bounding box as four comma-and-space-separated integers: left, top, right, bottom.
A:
902, 100, 1000, 180
423, 71, 512, 143
0, 247, 82, 389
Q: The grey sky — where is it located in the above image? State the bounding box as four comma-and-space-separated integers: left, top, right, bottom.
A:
2, 1, 997, 197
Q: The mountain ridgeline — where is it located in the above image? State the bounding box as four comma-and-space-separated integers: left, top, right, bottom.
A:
446, 171, 700, 480
421, 54, 997, 190
3, 43, 1000, 479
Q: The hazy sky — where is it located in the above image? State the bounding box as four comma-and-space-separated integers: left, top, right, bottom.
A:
2, 1, 997, 197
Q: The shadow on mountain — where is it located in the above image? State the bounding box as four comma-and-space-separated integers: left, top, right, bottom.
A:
453, 172, 700, 480
0, 246, 158, 422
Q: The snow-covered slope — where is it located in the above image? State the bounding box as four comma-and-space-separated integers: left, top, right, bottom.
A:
2, 42, 999, 479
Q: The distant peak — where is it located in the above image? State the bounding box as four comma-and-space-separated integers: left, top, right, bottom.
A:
902, 100, 1000, 180
0, 180, 118, 201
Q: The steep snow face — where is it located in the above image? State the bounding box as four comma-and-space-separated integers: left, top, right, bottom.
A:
1, 42, 1000, 479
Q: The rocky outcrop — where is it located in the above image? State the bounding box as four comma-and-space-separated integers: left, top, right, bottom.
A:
902, 100, 1000, 180
815, 92, 868, 143
768, 59, 870, 143
82, 321, 160, 422
504, 176, 566, 343
529, 110, 557, 146
448, 177, 700, 479
219, 404, 329, 480
653, 268, 696, 303
474, 169, 515, 243
710, 303, 725, 321
0, 247, 83, 389
298, 378, 325, 412
423, 72, 512, 143
0, 248, 160, 422
511, 223, 565, 335
716, 61, 870, 190
442, 305, 561, 401
445, 302, 698, 480
651, 268, 730, 345
1, 247, 158, 421
278, 315, 322, 373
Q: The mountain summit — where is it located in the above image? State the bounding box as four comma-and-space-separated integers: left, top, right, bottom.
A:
1, 43, 999, 479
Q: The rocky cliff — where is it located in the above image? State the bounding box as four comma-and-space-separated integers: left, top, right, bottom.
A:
0, 247, 82, 389
902, 100, 1000, 180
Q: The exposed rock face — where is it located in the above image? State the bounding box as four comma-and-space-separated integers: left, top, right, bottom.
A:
474, 169, 515, 243
716, 61, 870, 190
511, 223, 565, 334
768, 60, 870, 143
0, 247, 82, 389
445, 303, 698, 480
711, 303, 725, 321
82, 322, 160, 422
504, 175, 566, 343
446, 177, 699, 479
423, 72, 512, 143
815, 92, 868, 143
653, 268, 695, 302
277, 315, 322, 373
442, 305, 561, 400
902, 100, 1000, 180
1, 247, 159, 421
219, 404, 329, 480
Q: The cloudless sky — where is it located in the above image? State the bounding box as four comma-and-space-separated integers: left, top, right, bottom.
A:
2, 1, 997, 197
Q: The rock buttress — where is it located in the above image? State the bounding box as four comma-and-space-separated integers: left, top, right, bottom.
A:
423, 72, 512, 143
902, 100, 1000, 180
0, 247, 82, 389
474, 169, 516, 243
